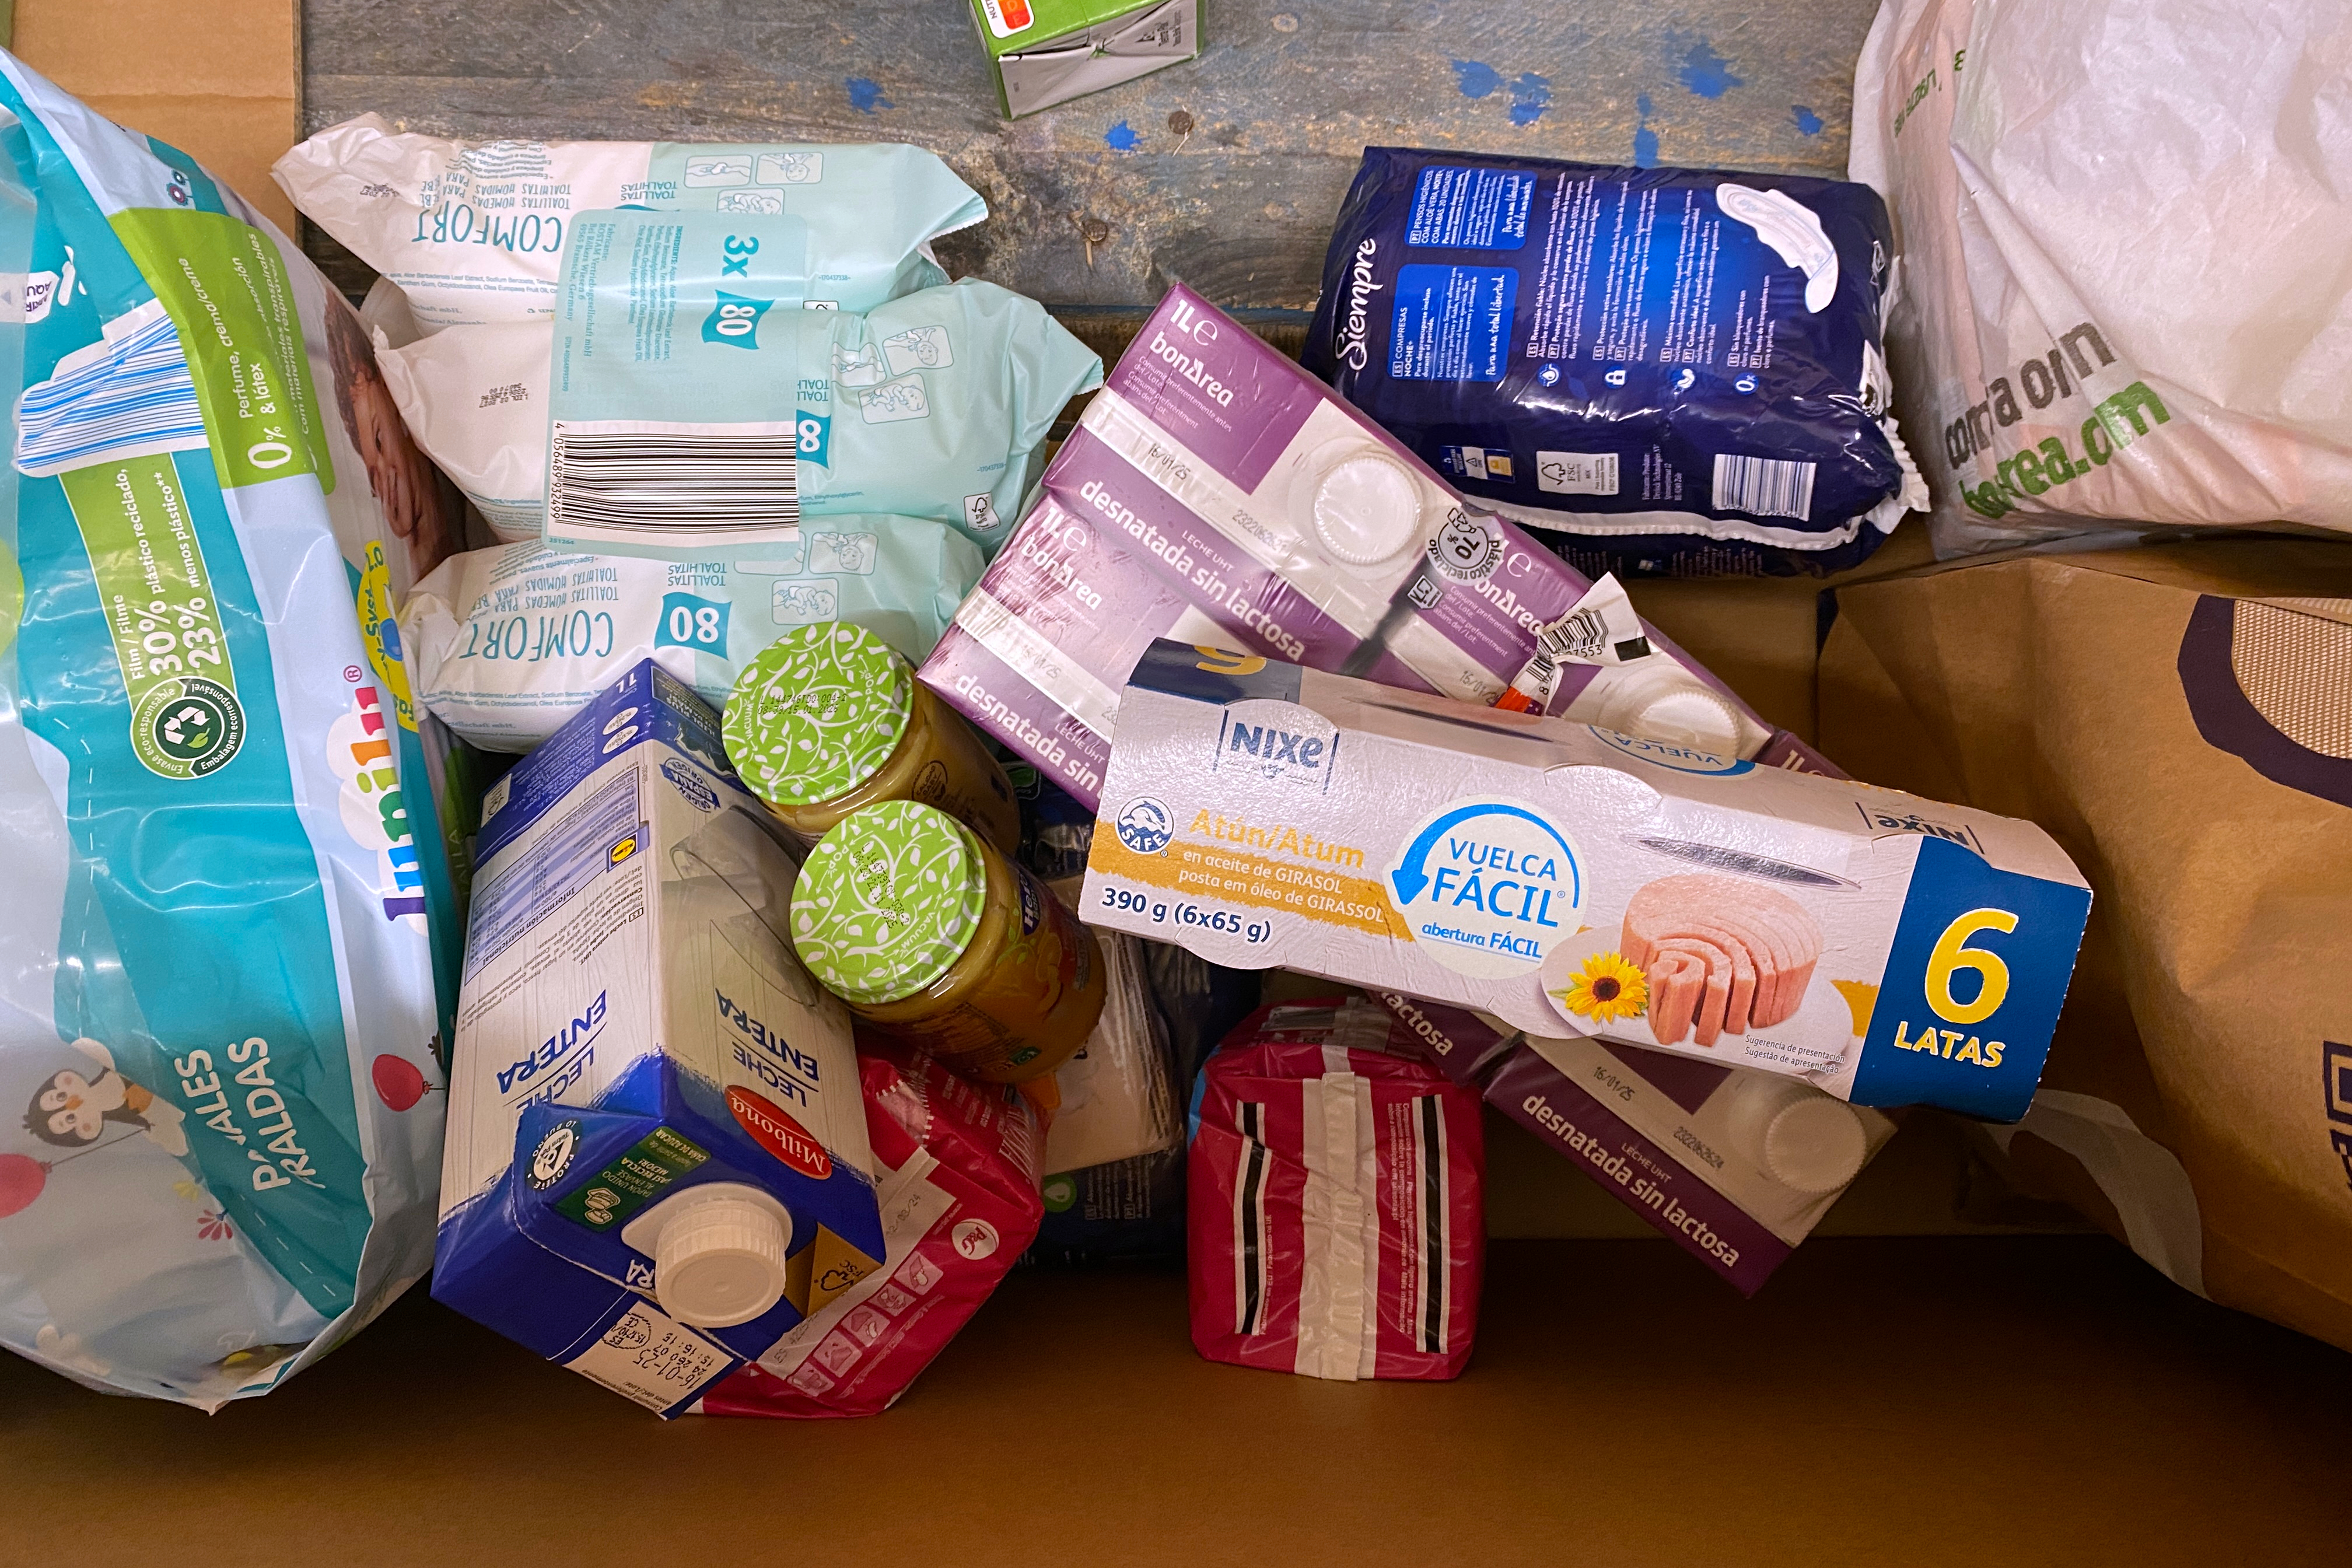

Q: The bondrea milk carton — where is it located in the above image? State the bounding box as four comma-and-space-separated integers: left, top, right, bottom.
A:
1083, 641, 2093, 1122
434, 660, 884, 1416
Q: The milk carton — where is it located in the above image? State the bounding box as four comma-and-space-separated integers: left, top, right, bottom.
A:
1082, 640, 2092, 1121
434, 661, 884, 1416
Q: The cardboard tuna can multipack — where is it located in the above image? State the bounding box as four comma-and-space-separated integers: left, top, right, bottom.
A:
1081, 640, 2094, 1121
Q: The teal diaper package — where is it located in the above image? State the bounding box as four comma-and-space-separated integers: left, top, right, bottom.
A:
0, 55, 461, 1405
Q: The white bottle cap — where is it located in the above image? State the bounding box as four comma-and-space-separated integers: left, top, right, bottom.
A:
1311, 453, 1422, 567
1626, 684, 1745, 754
1756, 1096, 1870, 1196
654, 1191, 791, 1328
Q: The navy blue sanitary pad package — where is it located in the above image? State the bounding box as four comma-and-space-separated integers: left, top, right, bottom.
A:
1305, 147, 1926, 576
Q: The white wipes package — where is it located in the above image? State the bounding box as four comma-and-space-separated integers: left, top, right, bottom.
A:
272, 117, 985, 330
1850, 0, 2352, 554
402, 524, 985, 751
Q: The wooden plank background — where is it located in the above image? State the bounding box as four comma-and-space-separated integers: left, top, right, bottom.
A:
302, 0, 1880, 317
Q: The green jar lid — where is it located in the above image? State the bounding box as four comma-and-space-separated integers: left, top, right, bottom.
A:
791, 800, 989, 1006
723, 622, 913, 808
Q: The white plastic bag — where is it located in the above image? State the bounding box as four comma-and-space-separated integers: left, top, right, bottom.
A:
1850, 0, 2352, 554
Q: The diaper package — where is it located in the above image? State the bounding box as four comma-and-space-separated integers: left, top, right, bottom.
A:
0, 55, 463, 1405
1368, 993, 1898, 1293
388, 218, 1100, 551
272, 118, 985, 331
1304, 147, 1924, 576
1084, 640, 2093, 1121
701, 1038, 1044, 1418
921, 284, 1815, 810
402, 527, 984, 751
1189, 997, 1485, 1381
435, 660, 884, 1418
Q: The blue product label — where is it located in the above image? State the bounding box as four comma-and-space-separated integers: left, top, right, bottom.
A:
1406, 166, 1536, 250
1391, 265, 1517, 382
655, 592, 730, 653
795, 408, 831, 467
1853, 836, 2092, 1121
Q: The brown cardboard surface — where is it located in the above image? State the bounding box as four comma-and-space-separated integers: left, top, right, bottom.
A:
0, 1238, 2337, 1565
16, 0, 296, 232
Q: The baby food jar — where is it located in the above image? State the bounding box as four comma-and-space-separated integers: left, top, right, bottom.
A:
723, 621, 1020, 855
789, 800, 1106, 1083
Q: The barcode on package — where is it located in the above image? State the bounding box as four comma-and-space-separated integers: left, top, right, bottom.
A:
549, 421, 801, 545
1712, 453, 1817, 521
1541, 607, 1611, 663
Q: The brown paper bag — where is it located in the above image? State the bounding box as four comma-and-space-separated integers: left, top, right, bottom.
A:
1819, 540, 2352, 1350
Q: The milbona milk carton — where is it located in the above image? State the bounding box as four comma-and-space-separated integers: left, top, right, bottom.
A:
434, 660, 884, 1416
1083, 641, 2092, 1122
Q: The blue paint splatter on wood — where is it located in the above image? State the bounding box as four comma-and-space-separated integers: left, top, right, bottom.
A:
1507, 72, 1552, 127
846, 77, 892, 114
1677, 41, 1744, 99
1633, 93, 1659, 167
1792, 105, 1824, 136
1105, 121, 1140, 150
1451, 60, 1503, 100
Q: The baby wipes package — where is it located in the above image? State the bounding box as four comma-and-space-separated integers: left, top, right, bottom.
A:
402, 526, 984, 751
394, 212, 1099, 550
433, 660, 884, 1417
273, 117, 985, 330
0, 55, 464, 1405
700, 1038, 1043, 1418
920, 283, 1795, 809
1083, 640, 2093, 1121
1304, 147, 1926, 576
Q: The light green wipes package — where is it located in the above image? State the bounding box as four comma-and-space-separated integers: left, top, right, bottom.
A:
538, 209, 1100, 558
402, 520, 982, 751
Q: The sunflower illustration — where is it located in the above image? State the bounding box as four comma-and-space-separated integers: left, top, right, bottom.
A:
1550, 951, 1649, 1024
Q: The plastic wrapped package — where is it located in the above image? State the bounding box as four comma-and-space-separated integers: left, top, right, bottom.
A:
921, 284, 1824, 811
1304, 147, 1925, 576
701, 1039, 1044, 1418
0, 55, 464, 1405
401, 528, 984, 752
1850, 0, 2352, 556
272, 118, 986, 331
380, 257, 1102, 550
1189, 998, 1485, 1381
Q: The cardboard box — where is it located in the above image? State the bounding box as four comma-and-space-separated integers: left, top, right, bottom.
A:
1082, 639, 2092, 1120
968, 0, 1202, 118
433, 660, 884, 1416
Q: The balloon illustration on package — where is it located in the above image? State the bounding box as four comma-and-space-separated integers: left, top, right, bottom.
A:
372, 1054, 443, 1113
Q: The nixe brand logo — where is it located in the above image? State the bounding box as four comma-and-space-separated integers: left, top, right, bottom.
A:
1214, 701, 1339, 789
1336, 238, 1382, 372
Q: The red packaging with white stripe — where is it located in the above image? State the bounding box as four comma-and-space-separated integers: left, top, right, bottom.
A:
698, 1041, 1043, 1418
1366, 993, 1898, 1294
919, 283, 1817, 811
1188, 998, 1485, 1381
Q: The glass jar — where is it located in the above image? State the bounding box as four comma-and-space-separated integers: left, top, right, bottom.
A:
789, 800, 1105, 1083
722, 621, 1019, 855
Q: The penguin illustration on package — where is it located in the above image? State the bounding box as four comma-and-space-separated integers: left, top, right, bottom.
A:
23, 1040, 191, 1158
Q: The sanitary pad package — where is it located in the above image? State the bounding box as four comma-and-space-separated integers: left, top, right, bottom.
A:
702, 1040, 1043, 1418
1303, 147, 1924, 576
1189, 998, 1484, 1381
403, 526, 984, 751
1083, 640, 2092, 1121
435, 661, 885, 1417
921, 284, 1831, 810
273, 118, 985, 330
0, 54, 463, 1406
